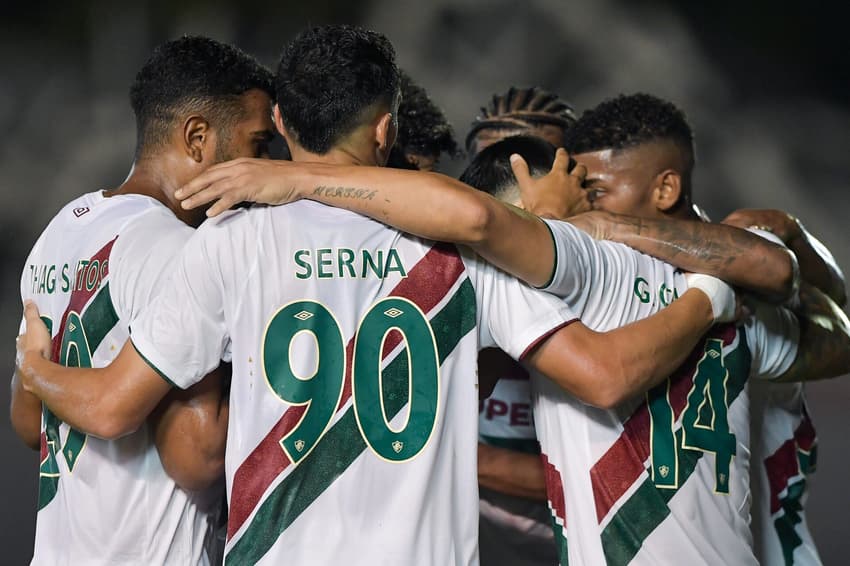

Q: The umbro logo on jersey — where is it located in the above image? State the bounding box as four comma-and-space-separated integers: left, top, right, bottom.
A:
73, 207, 90, 218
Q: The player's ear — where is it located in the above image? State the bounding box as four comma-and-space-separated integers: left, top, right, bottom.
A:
272, 104, 286, 137
273, 104, 297, 151
183, 115, 211, 163
653, 169, 683, 213
375, 111, 397, 166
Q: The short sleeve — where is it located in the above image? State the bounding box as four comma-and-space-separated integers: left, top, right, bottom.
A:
539, 220, 597, 303
109, 209, 194, 324
460, 247, 578, 360
745, 303, 800, 381
130, 222, 229, 389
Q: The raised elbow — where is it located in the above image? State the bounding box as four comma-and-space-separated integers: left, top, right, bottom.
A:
584, 382, 629, 411
564, 360, 631, 410
10, 414, 41, 450
93, 402, 145, 440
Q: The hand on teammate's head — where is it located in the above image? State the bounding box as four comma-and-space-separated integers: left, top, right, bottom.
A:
513, 148, 590, 220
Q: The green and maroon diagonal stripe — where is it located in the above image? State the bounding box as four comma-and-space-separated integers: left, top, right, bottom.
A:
542, 452, 569, 565
225, 255, 477, 565
598, 328, 751, 566
765, 409, 817, 565
226, 244, 467, 540
38, 236, 118, 511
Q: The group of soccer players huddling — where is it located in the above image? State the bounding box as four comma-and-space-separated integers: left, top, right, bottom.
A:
12, 23, 849, 566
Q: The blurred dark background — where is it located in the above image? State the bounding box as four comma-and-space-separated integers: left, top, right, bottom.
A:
1, 0, 848, 563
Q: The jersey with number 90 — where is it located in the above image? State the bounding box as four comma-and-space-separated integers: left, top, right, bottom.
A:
20, 191, 219, 565
130, 200, 576, 566
534, 220, 800, 566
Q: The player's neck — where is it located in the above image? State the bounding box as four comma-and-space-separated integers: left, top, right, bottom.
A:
288, 144, 380, 167
663, 201, 699, 222
106, 160, 204, 227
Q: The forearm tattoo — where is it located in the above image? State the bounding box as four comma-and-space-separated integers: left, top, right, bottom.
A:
312, 186, 377, 200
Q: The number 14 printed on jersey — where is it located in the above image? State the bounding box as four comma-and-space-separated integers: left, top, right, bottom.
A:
648, 339, 736, 493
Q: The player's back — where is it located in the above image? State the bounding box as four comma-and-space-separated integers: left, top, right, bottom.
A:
533, 221, 797, 566
21, 192, 218, 565
135, 200, 573, 566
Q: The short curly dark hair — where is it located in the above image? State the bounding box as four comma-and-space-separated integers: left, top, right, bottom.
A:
459, 135, 556, 201
564, 93, 695, 168
395, 70, 459, 162
129, 35, 274, 157
275, 25, 400, 154
465, 86, 577, 153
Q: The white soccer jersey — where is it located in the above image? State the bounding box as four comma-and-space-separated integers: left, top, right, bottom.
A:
532, 220, 800, 566
130, 200, 576, 566
21, 191, 219, 566
750, 380, 821, 566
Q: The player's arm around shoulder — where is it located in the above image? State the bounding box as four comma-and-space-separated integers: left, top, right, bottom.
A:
767, 283, 850, 383
176, 155, 570, 288
150, 363, 230, 491
723, 208, 846, 306
568, 210, 798, 304
17, 303, 172, 440
525, 275, 736, 408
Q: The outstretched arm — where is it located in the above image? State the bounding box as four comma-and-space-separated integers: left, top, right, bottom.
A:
18, 302, 171, 440
150, 364, 230, 492
723, 208, 846, 306
175, 152, 588, 287
566, 210, 798, 304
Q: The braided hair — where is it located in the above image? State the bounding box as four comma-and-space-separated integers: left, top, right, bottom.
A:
465, 86, 577, 154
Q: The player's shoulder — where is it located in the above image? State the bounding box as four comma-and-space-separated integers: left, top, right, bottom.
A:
114, 196, 192, 244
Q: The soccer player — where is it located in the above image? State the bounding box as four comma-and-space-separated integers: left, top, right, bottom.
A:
465, 86, 577, 158
553, 93, 848, 566
10, 36, 276, 565
385, 69, 459, 171
17, 25, 738, 566
722, 209, 845, 566
175, 130, 850, 565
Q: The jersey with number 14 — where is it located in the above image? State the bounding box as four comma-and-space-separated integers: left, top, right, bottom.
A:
20, 191, 218, 565
131, 200, 575, 566
533, 221, 800, 566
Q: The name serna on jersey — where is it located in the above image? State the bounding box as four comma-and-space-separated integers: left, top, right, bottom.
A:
130, 200, 575, 566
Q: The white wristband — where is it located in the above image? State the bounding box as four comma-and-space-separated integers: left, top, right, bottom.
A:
685, 273, 737, 322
